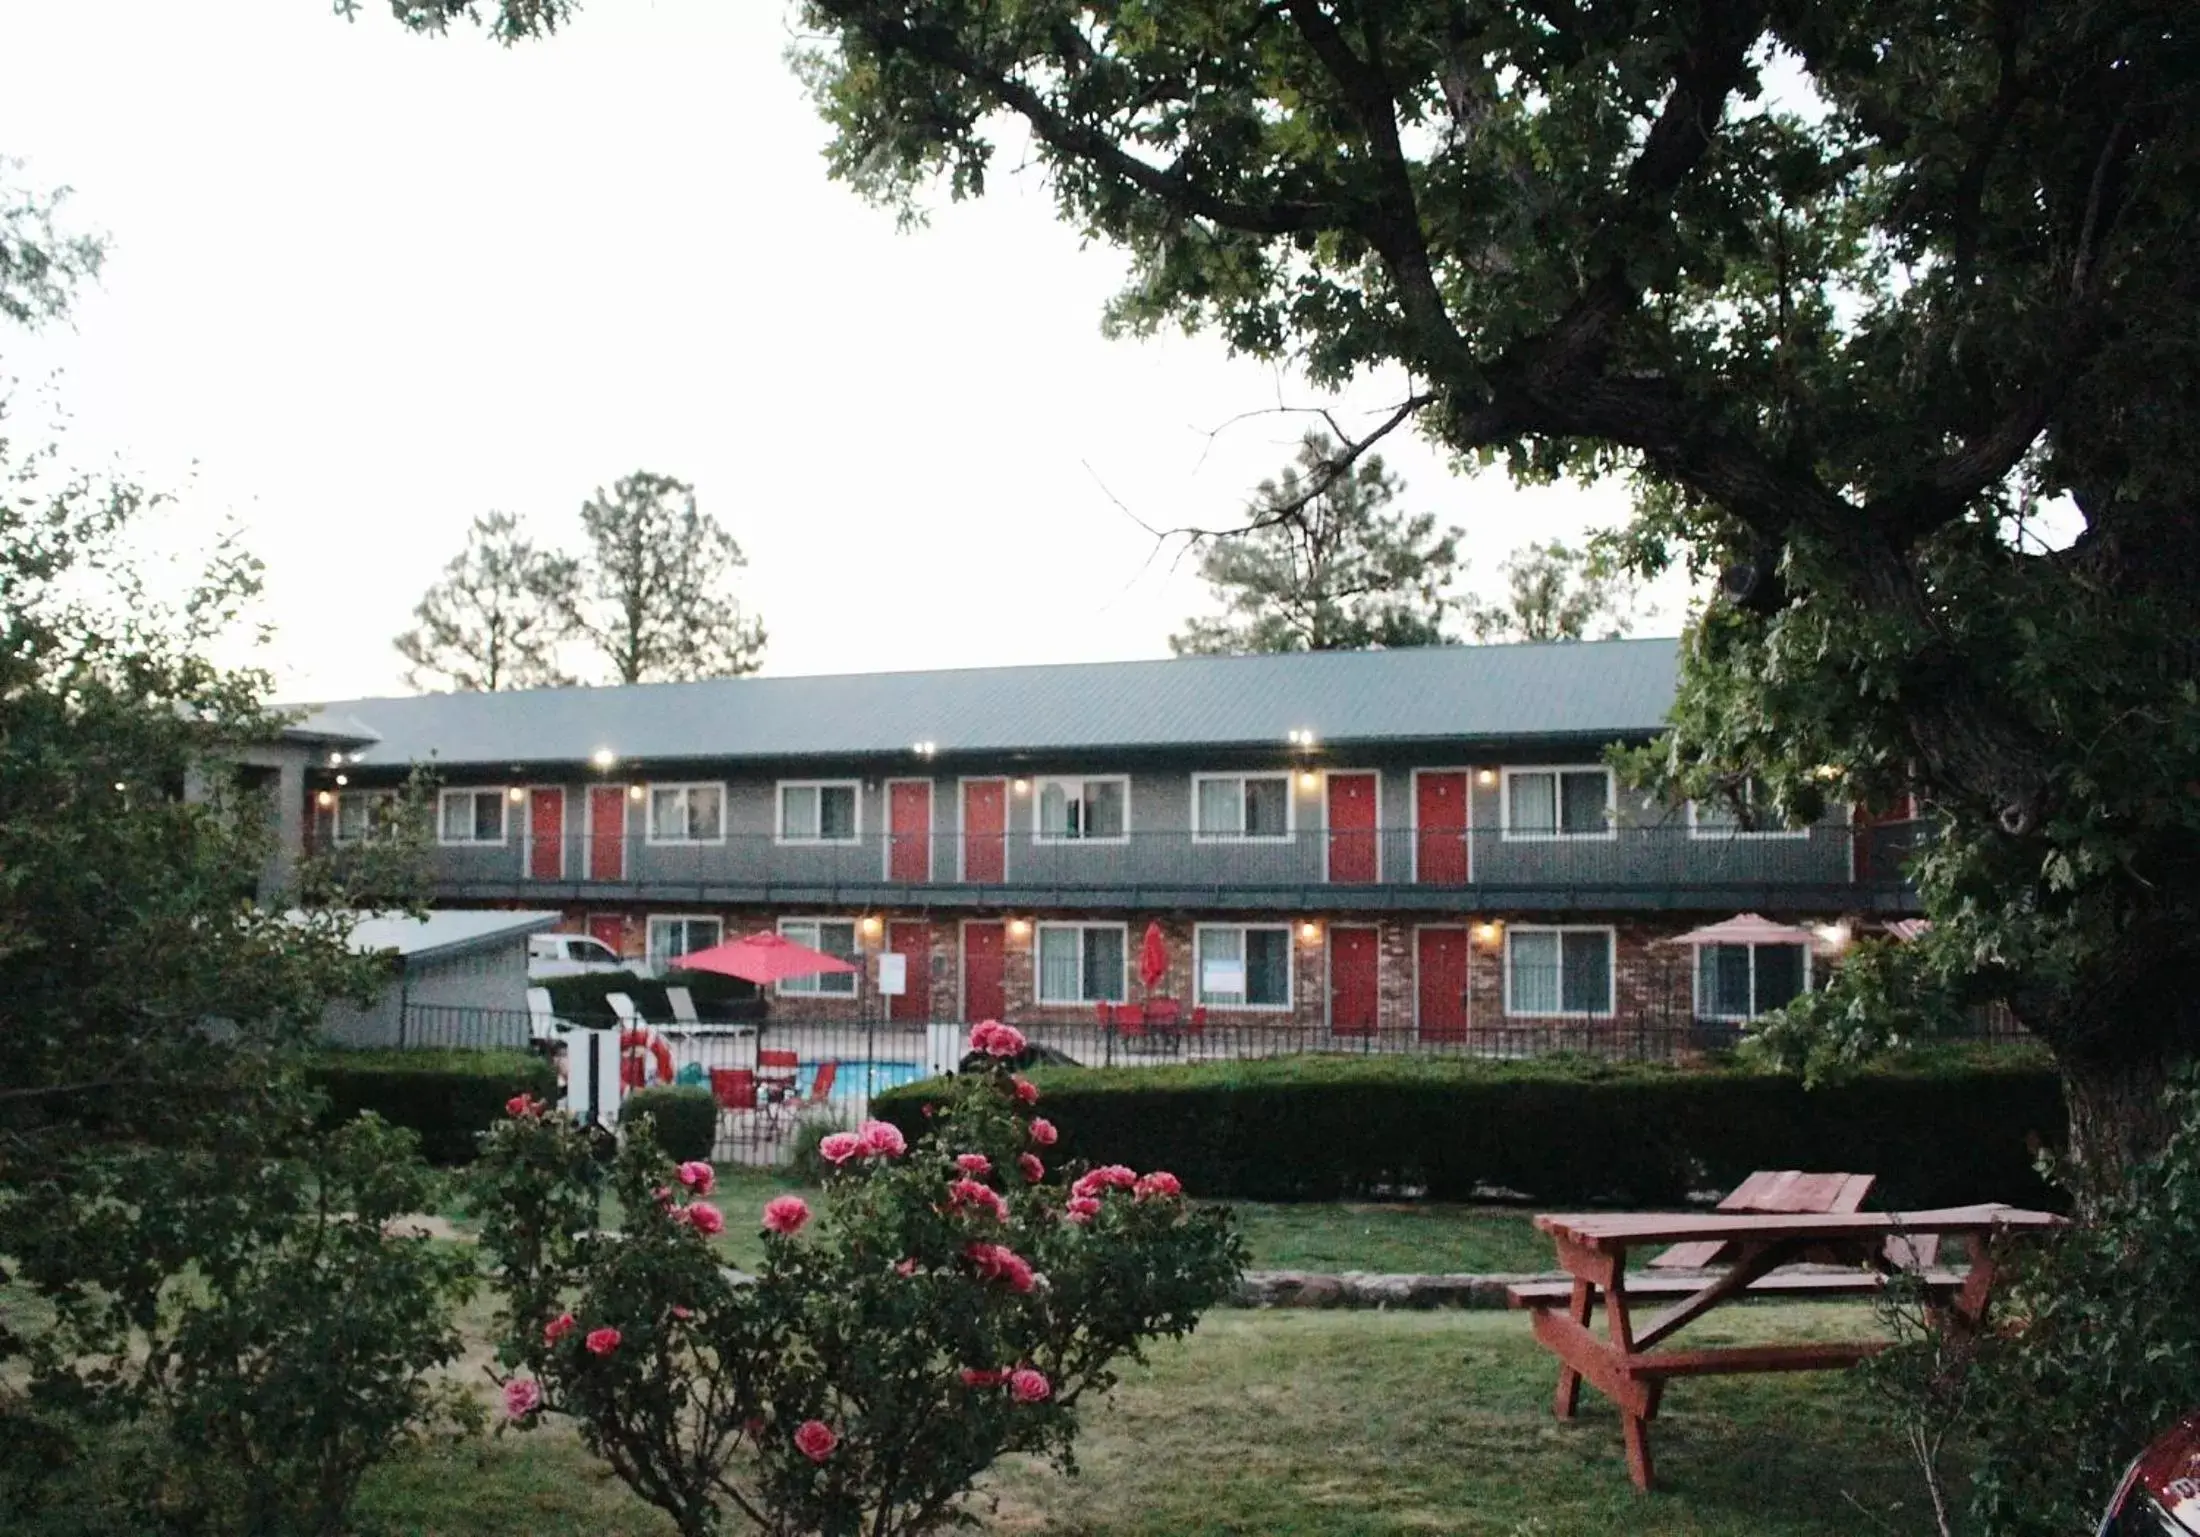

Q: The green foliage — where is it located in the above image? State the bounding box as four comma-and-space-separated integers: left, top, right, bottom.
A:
1465, 538, 1636, 643
543, 968, 762, 1027
393, 509, 578, 692
470, 1047, 1243, 1537
618, 1086, 717, 1165
786, 1108, 855, 1185
307, 1048, 556, 1165
563, 470, 765, 685
1171, 431, 1463, 655
1869, 1076, 2200, 1535
0, 156, 103, 333
874, 1052, 2063, 1208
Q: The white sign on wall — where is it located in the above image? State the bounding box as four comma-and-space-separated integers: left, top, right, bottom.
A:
1200, 958, 1246, 997
876, 952, 908, 996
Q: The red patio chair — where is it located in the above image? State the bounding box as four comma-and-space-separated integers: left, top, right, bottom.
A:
1093, 1001, 1114, 1030
757, 1048, 800, 1097
1115, 1002, 1146, 1038
807, 1060, 839, 1106
709, 1067, 758, 1112
1187, 1006, 1208, 1035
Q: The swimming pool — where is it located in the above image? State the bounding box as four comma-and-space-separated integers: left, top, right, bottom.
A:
795, 1059, 932, 1100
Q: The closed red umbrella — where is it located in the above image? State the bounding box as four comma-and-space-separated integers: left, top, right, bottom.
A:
1138, 921, 1169, 994
673, 930, 858, 985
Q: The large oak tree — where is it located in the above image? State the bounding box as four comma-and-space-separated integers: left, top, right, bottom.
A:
378, 1, 2195, 1190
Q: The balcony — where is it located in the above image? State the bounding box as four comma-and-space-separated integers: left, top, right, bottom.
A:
366, 821, 1926, 914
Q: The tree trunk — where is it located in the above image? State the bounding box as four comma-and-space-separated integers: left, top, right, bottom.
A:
2057, 1048, 2183, 1215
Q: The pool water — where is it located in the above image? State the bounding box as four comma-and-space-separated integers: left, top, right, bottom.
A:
795, 1059, 930, 1100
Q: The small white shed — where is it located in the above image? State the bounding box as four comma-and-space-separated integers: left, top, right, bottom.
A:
315, 909, 561, 1049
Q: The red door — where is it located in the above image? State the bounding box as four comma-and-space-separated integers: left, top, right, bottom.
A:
1417, 927, 1469, 1041
1415, 771, 1468, 884
1329, 926, 1379, 1036
588, 786, 627, 881
528, 787, 565, 880
889, 781, 932, 883
1327, 773, 1379, 882
962, 780, 1006, 882
887, 920, 930, 1022
962, 922, 1006, 1022
587, 913, 626, 958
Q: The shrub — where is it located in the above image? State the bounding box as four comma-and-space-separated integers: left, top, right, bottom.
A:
544, 969, 762, 1027
787, 1107, 856, 1183
470, 1025, 1243, 1537
872, 1048, 2064, 1207
307, 1047, 556, 1164
620, 1086, 718, 1164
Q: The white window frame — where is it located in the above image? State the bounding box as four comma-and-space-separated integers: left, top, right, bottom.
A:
646, 781, 727, 846
1502, 924, 1618, 1018
1692, 941, 1815, 1021
646, 914, 722, 974
1190, 772, 1296, 843
1499, 765, 1618, 842
776, 916, 860, 997
1033, 921, 1130, 1004
436, 786, 509, 846
776, 779, 863, 846
1031, 774, 1132, 845
332, 788, 399, 843
1686, 782, 1812, 840
1193, 923, 1294, 1011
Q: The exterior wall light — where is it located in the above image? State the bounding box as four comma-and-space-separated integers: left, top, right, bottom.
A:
912, 740, 938, 757
591, 748, 617, 770
334, 773, 349, 787
1012, 778, 1030, 795
627, 784, 646, 802
1475, 921, 1502, 947
1477, 768, 1498, 787
1008, 918, 1031, 939
1286, 728, 1319, 747
1299, 921, 1322, 944
507, 786, 527, 803
1813, 922, 1852, 950
315, 789, 334, 809
860, 915, 883, 938
1298, 770, 1320, 792
327, 751, 344, 767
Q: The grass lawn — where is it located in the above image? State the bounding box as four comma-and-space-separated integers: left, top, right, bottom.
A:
355, 1305, 1936, 1536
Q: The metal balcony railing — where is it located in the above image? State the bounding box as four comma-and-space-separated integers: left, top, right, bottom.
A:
317, 820, 1927, 908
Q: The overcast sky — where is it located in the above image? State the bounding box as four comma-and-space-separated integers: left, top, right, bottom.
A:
0, 0, 1673, 703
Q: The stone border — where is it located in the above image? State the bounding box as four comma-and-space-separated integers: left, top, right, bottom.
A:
1232, 1270, 1551, 1310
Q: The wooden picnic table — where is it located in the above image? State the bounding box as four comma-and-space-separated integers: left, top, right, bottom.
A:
1510, 1204, 2064, 1491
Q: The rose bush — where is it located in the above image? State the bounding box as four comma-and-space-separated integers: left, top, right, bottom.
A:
469, 1024, 1243, 1537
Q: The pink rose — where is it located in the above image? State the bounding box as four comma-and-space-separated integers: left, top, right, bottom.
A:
1028, 1118, 1058, 1147
818, 1131, 863, 1165
1019, 1153, 1045, 1183
793, 1419, 838, 1463
671, 1305, 694, 1320
1064, 1195, 1101, 1224
1070, 1165, 1136, 1200
894, 1257, 917, 1276
959, 1367, 1007, 1388
1009, 1367, 1052, 1404
502, 1377, 542, 1418
585, 1327, 621, 1356
505, 1093, 543, 1118
762, 1195, 811, 1235
858, 1119, 907, 1158
947, 1178, 1009, 1222
677, 1160, 716, 1195
955, 1152, 993, 1176
1012, 1076, 1040, 1105
543, 1312, 576, 1345
1135, 1171, 1183, 1201
965, 1241, 1035, 1292
969, 1021, 1028, 1057
684, 1201, 726, 1236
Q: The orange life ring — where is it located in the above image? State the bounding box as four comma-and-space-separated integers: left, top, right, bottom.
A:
619, 1027, 676, 1088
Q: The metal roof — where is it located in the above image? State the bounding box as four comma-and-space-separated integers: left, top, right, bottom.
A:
308, 637, 1680, 768
312, 909, 562, 965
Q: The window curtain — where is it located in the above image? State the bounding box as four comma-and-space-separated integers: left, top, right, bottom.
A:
1509, 931, 1560, 1012
1197, 778, 1238, 835
1509, 773, 1557, 833
1039, 927, 1081, 1001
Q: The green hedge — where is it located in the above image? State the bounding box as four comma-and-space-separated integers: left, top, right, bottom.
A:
544, 970, 763, 1027
620, 1086, 719, 1163
873, 1048, 2066, 1207
307, 1048, 556, 1166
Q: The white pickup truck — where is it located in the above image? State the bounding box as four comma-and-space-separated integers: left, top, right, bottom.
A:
527, 933, 628, 980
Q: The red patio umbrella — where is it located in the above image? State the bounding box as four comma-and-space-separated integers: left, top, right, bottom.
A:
1137, 921, 1169, 994
672, 930, 858, 985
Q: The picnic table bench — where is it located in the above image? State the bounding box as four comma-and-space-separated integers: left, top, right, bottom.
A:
1509, 1204, 2063, 1490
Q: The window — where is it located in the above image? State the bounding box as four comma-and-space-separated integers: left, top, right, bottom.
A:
1688, 781, 1810, 839
1696, 942, 1810, 1020
777, 918, 859, 996
1035, 923, 1127, 1004
776, 780, 859, 843
1195, 924, 1292, 1009
1192, 773, 1292, 841
1503, 767, 1614, 839
437, 787, 508, 845
1034, 776, 1128, 842
648, 783, 725, 843
1505, 927, 1616, 1016
646, 915, 722, 973
333, 789, 398, 843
